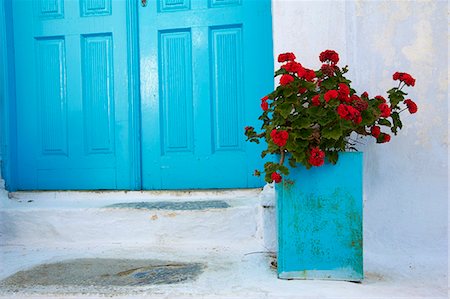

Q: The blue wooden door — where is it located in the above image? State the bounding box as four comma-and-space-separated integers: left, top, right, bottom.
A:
12, 0, 133, 190
139, 0, 273, 189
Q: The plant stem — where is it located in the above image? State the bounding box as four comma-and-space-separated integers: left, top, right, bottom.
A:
279, 150, 285, 166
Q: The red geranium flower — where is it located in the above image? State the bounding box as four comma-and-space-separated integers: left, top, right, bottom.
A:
278, 52, 296, 63
282, 61, 303, 73
404, 99, 418, 114
361, 91, 369, 98
376, 133, 391, 144
321, 64, 335, 77
303, 69, 316, 81
324, 90, 339, 102
337, 104, 362, 124
311, 95, 320, 106
309, 147, 325, 167
271, 129, 289, 147
280, 74, 294, 86
393, 72, 401, 80
350, 95, 360, 102
375, 95, 386, 103
338, 83, 350, 102
371, 125, 381, 138
319, 50, 339, 65
271, 172, 282, 183
353, 97, 369, 111
379, 103, 391, 118
298, 87, 307, 94
261, 101, 268, 111
393, 72, 416, 86
261, 95, 268, 102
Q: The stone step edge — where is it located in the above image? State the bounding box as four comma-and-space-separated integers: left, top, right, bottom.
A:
8, 188, 262, 201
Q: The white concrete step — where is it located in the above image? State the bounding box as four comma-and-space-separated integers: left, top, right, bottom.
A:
0, 190, 262, 248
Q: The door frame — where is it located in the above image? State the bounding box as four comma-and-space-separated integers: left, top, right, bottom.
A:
1, 0, 18, 191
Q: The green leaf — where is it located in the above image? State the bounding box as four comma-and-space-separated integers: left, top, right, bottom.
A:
360, 109, 376, 126
320, 78, 337, 90
292, 150, 306, 163
298, 128, 312, 139
283, 88, 295, 98
274, 68, 287, 76
391, 112, 403, 135
288, 156, 297, 168
378, 118, 392, 127
278, 103, 292, 119
307, 106, 327, 118
327, 151, 339, 164
293, 117, 311, 129
261, 150, 269, 158
278, 165, 289, 175
318, 111, 337, 126
322, 124, 342, 140
390, 95, 403, 108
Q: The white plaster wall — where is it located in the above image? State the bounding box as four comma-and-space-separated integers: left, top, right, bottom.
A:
271, 0, 448, 274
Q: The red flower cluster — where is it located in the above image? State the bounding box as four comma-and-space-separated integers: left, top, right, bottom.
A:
321, 64, 335, 77
393, 72, 416, 87
303, 69, 316, 81
319, 50, 339, 65
338, 83, 351, 102
378, 103, 391, 118
271, 172, 282, 183
280, 74, 294, 86
278, 52, 296, 63
281, 61, 304, 73
353, 97, 369, 111
261, 101, 268, 111
298, 87, 307, 94
375, 95, 386, 103
271, 129, 289, 147
261, 96, 268, 111
371, 125, 381, 138
311, 95, 320, 106
308, 147, 325, 167
324, 90, 339, 102
404, 99, 418, 114
361, 91, 369, 98
378, 133, 391, 143
337, 104, 362, 124
371, 126, 391, 143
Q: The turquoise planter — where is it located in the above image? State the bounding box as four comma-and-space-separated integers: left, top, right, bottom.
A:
276, 152, 363, 281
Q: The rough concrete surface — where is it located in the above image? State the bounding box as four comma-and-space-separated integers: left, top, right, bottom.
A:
0, 189, 447, 299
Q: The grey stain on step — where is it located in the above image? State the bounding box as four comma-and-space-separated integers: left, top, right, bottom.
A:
0, 258, 205, 288
104, 200, 230, 210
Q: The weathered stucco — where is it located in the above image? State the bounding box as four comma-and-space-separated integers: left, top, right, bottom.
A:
272, 0, 447, 276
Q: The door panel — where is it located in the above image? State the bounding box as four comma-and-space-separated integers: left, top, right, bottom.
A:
139, 0, 273, 189
12, 0, 132, 190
